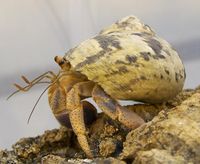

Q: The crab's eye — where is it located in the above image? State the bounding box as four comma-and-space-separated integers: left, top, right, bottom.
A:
54, 56, 65, 65
59, 60, 65, 65
54, 56, 71, 71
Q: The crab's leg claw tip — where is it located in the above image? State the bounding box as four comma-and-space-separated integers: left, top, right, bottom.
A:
77, 134, 94, 158
21, 75, 30, 84
13, 83, 24, 90
13, 83, 19, 88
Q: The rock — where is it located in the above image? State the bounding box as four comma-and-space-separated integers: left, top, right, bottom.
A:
121, 89, 200, 163
0, 127, 75, 163
99, 138, 117, 157
133, 149, 186, 164
0, 149, 19, 164
89, 113, 128, 157
93, 157, 126, 164
41, 156, 125, 164
1, 86, 200, 163
41, 154, 66, 164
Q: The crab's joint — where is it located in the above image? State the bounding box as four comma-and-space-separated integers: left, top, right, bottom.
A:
92, 85, 145, 129
54, 56, 71, 71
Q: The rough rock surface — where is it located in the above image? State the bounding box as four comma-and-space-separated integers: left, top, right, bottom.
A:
1, 86, 200, 163
120, 88, 200, 164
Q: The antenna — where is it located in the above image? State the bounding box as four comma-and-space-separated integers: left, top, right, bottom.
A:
27, 85, 50, 124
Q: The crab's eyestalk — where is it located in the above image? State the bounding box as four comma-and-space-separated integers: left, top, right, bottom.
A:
54, 56, 71, 71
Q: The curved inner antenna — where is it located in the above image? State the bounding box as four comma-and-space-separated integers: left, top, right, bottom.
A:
27, 85, 51, 124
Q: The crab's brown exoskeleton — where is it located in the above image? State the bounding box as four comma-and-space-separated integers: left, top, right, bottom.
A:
12, 16, 185, 158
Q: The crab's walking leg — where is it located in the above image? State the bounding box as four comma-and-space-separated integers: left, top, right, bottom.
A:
92, 85, 145, 129
66, 81, 95, 158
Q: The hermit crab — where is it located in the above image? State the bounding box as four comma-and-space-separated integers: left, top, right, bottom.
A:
10, 16, 185, 158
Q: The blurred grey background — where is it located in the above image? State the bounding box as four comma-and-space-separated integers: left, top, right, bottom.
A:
0, 0, 200, 149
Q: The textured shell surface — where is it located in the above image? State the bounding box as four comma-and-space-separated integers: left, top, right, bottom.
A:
64, 16, 185, 103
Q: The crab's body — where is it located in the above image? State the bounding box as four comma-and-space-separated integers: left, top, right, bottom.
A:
13, 16, 185, 158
